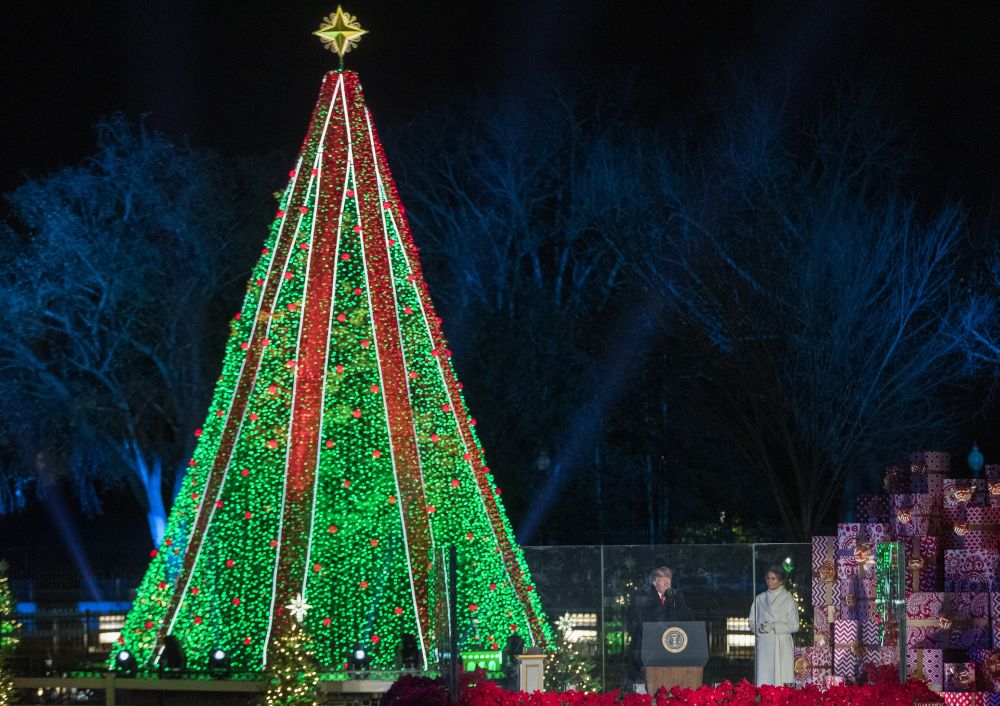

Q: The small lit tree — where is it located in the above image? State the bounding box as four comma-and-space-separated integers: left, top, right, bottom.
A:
0, 559, 19, 705
261, 595, 320, 706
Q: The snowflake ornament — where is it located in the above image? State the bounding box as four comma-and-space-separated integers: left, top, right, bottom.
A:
286, 593, 312, 623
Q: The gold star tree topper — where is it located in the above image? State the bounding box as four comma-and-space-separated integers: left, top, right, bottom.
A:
314, 6, 368, 67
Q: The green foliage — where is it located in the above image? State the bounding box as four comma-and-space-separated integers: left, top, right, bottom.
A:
544, 630, 600, 693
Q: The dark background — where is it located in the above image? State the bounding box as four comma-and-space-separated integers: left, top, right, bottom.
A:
2, 2, 999, 558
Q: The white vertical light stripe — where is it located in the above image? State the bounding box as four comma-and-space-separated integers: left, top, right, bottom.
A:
353, 104, 428, 670
261, 74, 345, 665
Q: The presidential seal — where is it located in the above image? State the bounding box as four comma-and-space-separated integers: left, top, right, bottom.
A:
661, 626, 689, 654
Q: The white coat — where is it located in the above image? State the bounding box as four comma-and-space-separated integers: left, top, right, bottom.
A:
749, 586, 799, 686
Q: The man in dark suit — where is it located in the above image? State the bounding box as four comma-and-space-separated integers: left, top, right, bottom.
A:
625, 567, 693, 691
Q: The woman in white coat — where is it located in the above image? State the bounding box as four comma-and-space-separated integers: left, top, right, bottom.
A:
749, 567, 799, 686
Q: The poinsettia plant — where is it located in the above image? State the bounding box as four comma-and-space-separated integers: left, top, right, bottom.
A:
457, 670, 944, 706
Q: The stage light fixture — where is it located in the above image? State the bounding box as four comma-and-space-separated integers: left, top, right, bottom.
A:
348, 644, 370, 671
115, 649, 137, 676
208, 647, 230, 677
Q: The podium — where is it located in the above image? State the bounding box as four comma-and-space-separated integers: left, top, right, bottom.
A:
640, 621, 709, 694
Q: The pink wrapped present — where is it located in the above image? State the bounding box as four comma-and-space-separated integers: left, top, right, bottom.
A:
860, 645, 897, 668
968, 649, 1000, 691
990, 593, 1000, 647
903, 535, 941, 593
906, 646, 944, 691
946, 526, 1000, 553
968, 506, 1000, 528
812, 536, 839, 607
857, 494, 889, 522
833, 646, 861, 682
942, 694, 986, 706
836, 524, 885, 578
945, 550, 998, 592
793, 646, 833, 687
945, 662, 977, 692
911, 450, 950, 475
835, 596, 877, 622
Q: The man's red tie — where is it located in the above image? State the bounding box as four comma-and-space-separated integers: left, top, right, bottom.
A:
660, 594, 665, 606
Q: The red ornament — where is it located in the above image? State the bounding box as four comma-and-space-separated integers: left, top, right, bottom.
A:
490, 642, 499, 650
232, 597, 241, 606
287, 302, 299, 310
244, 511, 252, 520
240, 342, 249, 351
409, 371, 418, 379
353, 225, 362, 233
463, 452, 472, 461
165, 538, 172, 546
404, 306, 413, 315
193, 616, 203, 625
243, 637, 252, 646
388, 496, 396, 504
510, 624, 518, 632
267, 384, 278, 394
370, 538, 379, 547
194, 429, 203, 437
149, 549, 159, 558
323, 617, 332, 627
269, 539, 278, 547
262, 338, 271, 346
394, 607, 403, 615
215, 500, 224, 508
361, 339, 371, 348
382, 201, 391, 209
144, 620, 154, 630
352, 409, 362, 418
469, 604, 478, 612
341, 253, 351, 261
256, 278, 264, 286
343, 480, 351, 488
370, 384, 379, 393
489, 583, 497, 591
249, 413, 259, 421
337, 313, 347, 322
240, 468, 250, 477
325, 439, 335, 448
288, 170, 296, 177
284, 271, 294, 280
225, 559, 235, 568
431, 434, 440, 443
267, 439, 279, 449
359, 580, 369, 589
335, 364, 345, 374
313, 563, 322, 572
262, 247, 270, 255
346, 189, 354, 197
157, 581, 167, 590
354, 287, 363, 296
216, 409, 225, 417
371, 634, 381, 644
191, 586, 200, 596
427, 505, 436, 514
372, 449, 381, 458
188, 459, 197, 467
470, 418, 477, 426
234, 312, 242, 320
191, 493, 200, 500
451, 479, 460, 488
299, 206, 309, 214
329, 524, 338, 533
276, 210, 285, 218
310, 168, 318, 176
442, 405, 450, 412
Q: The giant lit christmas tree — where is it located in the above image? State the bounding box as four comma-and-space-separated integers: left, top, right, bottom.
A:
114, 7, 550, 673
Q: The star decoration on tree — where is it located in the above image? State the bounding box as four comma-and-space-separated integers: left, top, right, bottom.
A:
286, 593, 312, 623
314, 6, 368, 64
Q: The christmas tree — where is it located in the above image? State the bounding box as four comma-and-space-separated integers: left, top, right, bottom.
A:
113, 7, 550, 674
0, 560, 19, 705
261, 596, 320, 706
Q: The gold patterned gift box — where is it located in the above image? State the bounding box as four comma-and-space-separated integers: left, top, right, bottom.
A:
793, 645, 833, 687
902, 535, 941, 593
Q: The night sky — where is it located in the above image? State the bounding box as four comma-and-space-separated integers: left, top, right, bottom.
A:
3, 2, 999, 204
2, 2, 1000, 555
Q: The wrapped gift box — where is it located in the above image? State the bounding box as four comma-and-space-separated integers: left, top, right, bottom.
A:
837, 522, 891, 550
942, 694, 986, 706
906, 592, 990, 648
946, 479, 988, 510
945, 662, 977, 692
860, 645, 897, 668
857, 494, 889, 522
945, 550, 999, 592
833, 646, 862, 682
911, 451, 950, 475
793, 645, 833, 687
835, 596, 877, 622
989, 592, 1000, 647
968, 648, 1000, 691
812, 536, 839, 606
907, 646, 944, 691
838, 572, 877, 602
903, 535, 941, 593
